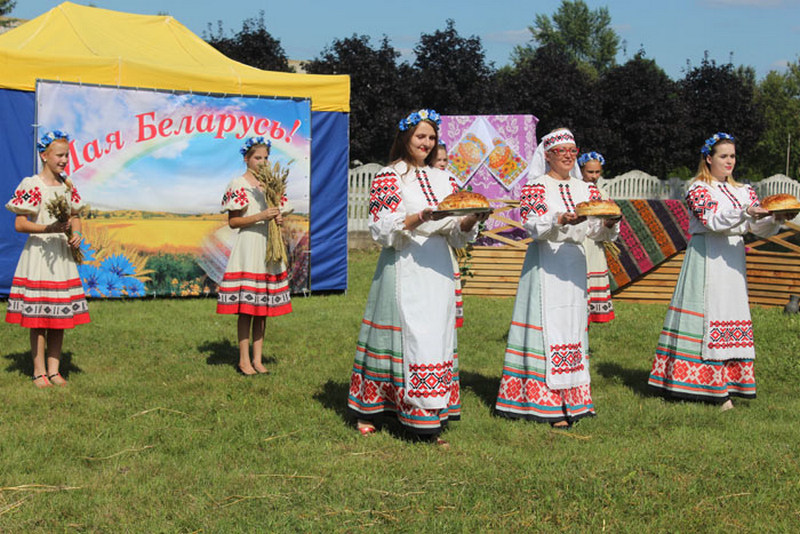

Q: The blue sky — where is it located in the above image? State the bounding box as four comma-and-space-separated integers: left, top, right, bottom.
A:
11, 0, 800, 80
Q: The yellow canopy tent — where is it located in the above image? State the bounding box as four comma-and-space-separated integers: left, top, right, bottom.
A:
0, 2, 351, 294
0, 1, 349, 111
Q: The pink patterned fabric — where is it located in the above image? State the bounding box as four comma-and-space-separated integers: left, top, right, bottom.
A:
440, 115, 538, 238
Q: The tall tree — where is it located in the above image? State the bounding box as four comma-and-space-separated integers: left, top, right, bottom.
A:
515, 0, 619, 76
303, 35, 410, 163
679, 56, 765, 179
410, 19, 495, 114
594, 54, 683, 177
0, 0, 15, 16
496, 43, 596, 140
205, 12, 292, 73
0, 0, 17, 27
751, 62, 800, 179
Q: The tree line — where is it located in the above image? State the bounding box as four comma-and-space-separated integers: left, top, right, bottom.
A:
204, 2, 800, 180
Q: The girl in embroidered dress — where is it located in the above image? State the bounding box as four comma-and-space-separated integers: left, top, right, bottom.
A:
347, 110, 487, 445
648, 133, 791, 411
495, 129, 620, 427
216, 137, 292, 376
5, 131, 90, 388
578, 151, 615, 323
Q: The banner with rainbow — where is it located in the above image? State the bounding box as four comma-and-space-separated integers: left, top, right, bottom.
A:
36, 81, 311, 297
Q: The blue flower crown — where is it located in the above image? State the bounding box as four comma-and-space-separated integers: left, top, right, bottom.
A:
240, 136, 271, 156
578, 151, 605, 167
37, 130, 71, 153
398, 109, 441, 131
701, 132, 734, 156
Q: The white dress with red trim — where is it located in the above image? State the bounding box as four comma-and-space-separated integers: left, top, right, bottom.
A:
5, 175, 90, 329
495, 174, 618, 423
347, 162, 477, 436
216, 175, 292, 317
648, 180, 780, 403
583, 184, 615, 323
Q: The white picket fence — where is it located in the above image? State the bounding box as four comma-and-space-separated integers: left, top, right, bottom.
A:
346, 165, 800, 232
348, 163, 382, 232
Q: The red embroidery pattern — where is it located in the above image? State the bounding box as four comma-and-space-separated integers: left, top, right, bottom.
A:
349, 370, 461, 427
718, 184, 742, 209
496, 375, 593, 419
448, 175, 459, 194
407, 361, 453, 398
416, 169, 439, 206
222, 187, 248, 207
558, 183, 576, 212
649, 352, 755, 399
747, 186, 760, 208
588, 184, 602, 201
543, 132, 574, 150
11, 187, 42, 207
686, 186, 718, 225
369, 172, 402, 221
550, 342, 584, 374
707, 320, 754, 349
520, 183, 547, 223
70, 186, 82, 205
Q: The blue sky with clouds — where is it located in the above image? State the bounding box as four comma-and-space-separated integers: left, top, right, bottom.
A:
11, 0, 800, 79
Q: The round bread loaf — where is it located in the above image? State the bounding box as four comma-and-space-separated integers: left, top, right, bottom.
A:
574, 199, 622, 217
761, 194, 800, 212
437, 191, 490, 211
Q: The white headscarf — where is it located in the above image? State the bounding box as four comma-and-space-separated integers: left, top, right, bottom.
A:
529, 128, 583, 181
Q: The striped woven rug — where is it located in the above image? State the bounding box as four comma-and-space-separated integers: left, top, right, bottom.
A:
607, 199, 691, 291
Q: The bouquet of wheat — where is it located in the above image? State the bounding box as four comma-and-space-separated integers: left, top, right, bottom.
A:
46, 194, 84, 264
253, 161, 290, 266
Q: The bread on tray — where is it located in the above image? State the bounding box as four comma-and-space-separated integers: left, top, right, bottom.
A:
574, 199, 622, 217
761, 194, 800, 212
437, 191, 490, 211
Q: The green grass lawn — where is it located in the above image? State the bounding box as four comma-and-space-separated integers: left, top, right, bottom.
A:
2, 248, 800, 532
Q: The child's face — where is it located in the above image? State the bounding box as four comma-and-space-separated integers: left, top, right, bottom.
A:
433, 147, 448, 170
245, 146, 269, 172
582, 160, 603, 183
41, 140, 70, 175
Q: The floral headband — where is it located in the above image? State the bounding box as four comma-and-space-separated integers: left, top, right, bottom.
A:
398, 109, 441, 131
541, 129, 575, 151
240, 136, 271, 156
578, 151, 605, 166
701, 132, 734, 156
37, 130, 70, 153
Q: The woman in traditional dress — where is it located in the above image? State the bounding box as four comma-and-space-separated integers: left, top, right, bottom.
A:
216, 137, 292, 376
648, 133, 791, 410
578, 151, 615, 323
347, 109, 487, 445
5, 130, 90, 387
495, 129, 620, 427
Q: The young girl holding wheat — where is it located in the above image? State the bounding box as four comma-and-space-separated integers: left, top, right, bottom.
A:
216, 137, 292, 376
5, 130, 90, 388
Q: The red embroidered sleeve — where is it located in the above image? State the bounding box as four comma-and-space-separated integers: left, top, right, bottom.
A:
221, 187, 248, 208
70, 186, 82, 205
686, 187, 718, 225
10, 186, 42, 208
369, 171, 402, 222
519, 183, 547, 224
